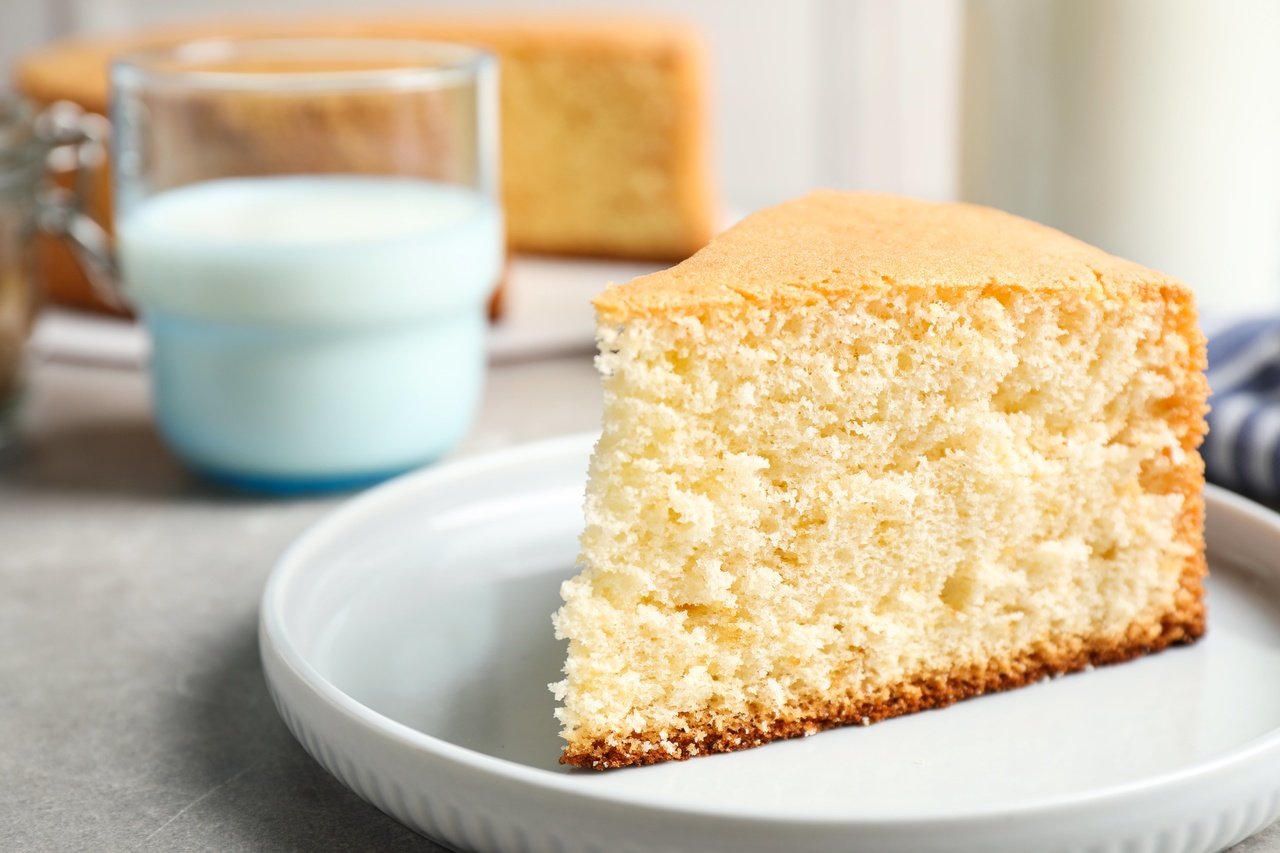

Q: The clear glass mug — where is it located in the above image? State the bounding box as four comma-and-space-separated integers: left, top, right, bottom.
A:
42, 38, 502, 490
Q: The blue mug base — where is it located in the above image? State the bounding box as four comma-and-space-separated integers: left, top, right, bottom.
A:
193, 462, 424, 496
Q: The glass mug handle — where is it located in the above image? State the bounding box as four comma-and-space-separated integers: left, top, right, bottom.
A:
33, 101, 126, 310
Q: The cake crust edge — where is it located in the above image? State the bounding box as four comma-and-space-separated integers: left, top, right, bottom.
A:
560, 595, 1205, 771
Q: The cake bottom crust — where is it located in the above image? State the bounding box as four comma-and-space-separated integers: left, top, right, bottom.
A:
560, 603, 1205, 771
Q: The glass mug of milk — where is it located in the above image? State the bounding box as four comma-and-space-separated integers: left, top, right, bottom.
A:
68, 39, 501, 490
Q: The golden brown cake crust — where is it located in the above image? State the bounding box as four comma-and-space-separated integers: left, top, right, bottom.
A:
562, 600, 1206, 770
594, 191, 1187, 322
13, 15, 707, 114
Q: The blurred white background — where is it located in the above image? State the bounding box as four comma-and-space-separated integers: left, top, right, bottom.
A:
0, 0, 965, 211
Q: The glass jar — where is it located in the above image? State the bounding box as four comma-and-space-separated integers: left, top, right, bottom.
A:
0, 96, 111, 450
0, 97, 44, 449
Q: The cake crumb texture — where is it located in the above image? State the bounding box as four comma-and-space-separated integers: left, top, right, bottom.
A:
555, 193, 1207, 769
561, 609, 1201, 770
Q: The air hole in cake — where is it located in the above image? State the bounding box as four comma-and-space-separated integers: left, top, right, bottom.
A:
676, 603, 712, 621
797, 510, 829, 529
872, 593, 898, 617
929, 442, 952, 462
897, 350, 915, 373
665, 349, 694, 375
779, 313, 808, 340
773, 548, 800, 568
872, 519, 903, 548
940, 567, 980, 611
995, 386, 1044, 416
1091, 541, 1120, 562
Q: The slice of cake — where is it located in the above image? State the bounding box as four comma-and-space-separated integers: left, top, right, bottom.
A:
14, 15, 715, 314
552, 191, 1208, 770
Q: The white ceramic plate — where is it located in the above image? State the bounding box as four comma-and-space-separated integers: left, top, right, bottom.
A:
259, 434, 1280, 853
29, 256, 663, 369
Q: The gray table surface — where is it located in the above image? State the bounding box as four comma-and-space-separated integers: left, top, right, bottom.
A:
2, 355, 1277, 852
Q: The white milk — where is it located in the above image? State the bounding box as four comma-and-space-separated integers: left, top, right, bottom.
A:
117, 176, 502, 489
961, 0, 1280, 317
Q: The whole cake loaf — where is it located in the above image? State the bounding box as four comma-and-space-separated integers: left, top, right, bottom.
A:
553, 191, 1208, 770
14, 15, 715, 313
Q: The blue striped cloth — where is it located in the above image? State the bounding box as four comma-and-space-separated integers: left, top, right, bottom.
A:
1205, 318, 1280, 502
